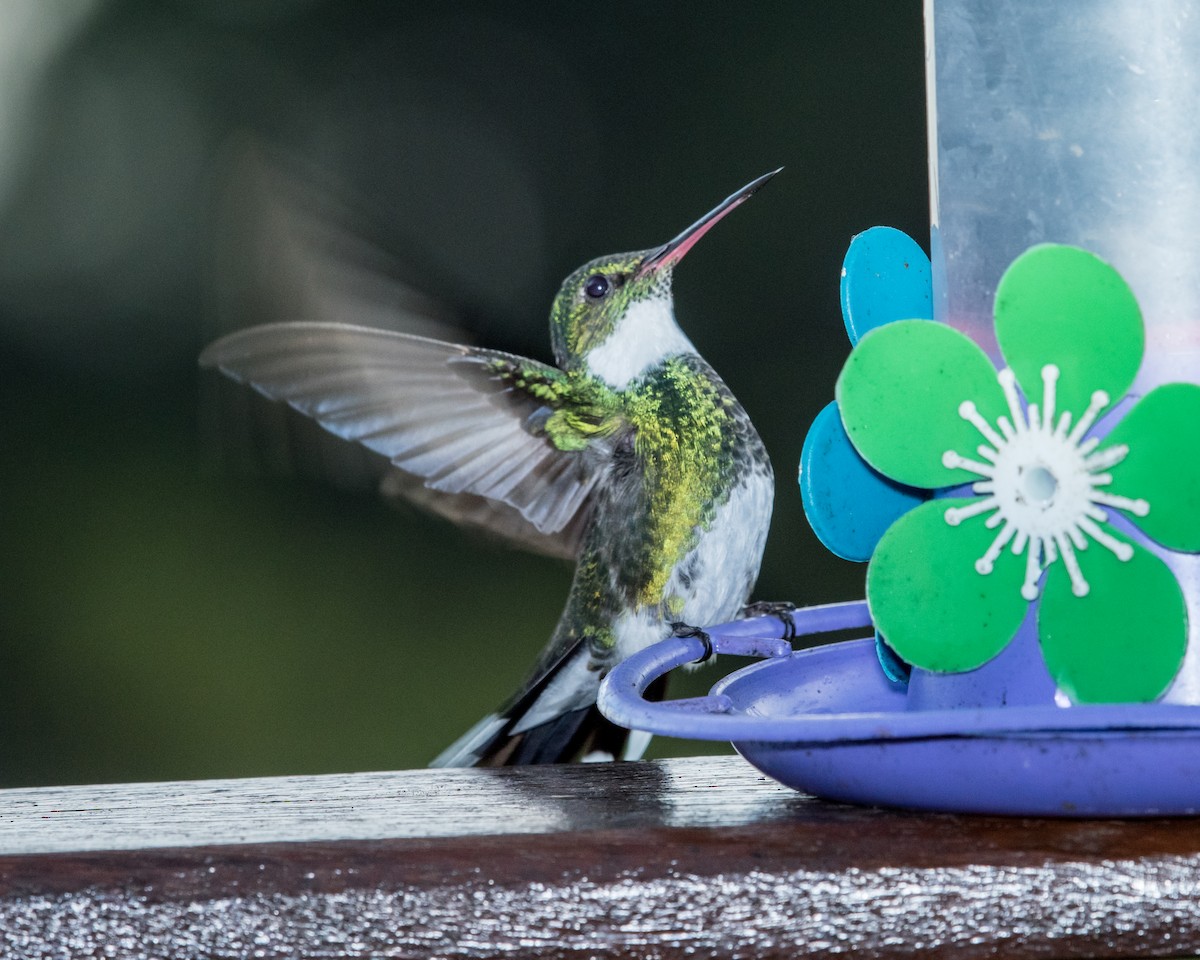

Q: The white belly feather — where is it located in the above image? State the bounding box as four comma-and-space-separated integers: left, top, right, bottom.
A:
613, 470, 775, 660
510, 470, 773, 734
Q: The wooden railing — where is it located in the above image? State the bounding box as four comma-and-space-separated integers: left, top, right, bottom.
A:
1, 755, 1198, 958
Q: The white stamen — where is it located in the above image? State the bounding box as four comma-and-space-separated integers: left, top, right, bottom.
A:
1066, 522, 1088, 551
1044, 536, 1059, 565
998, 368, 1026, 434
1067, 389, 1110, 445
1041, 365, 1059, 433
1055, 534, 1090, 597
1022, 538, 1042, 600
960, 400, 1006, 448
976, 521, 1017, 574
945, 497, 999, 526
943, 450, 996, 476
1084, 444, 1129, 471
1085, 504, 1108, 523
1078, 516, 1134, 560
1090, 490, 1150, 516
938, 364, 1150, 608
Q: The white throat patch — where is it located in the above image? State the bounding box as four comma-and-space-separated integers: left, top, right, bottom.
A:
585, 295, 695, 389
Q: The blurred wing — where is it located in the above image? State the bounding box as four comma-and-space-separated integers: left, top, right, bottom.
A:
378, 468, 592, 560
200, 322, 614, 557
212, 143, 464, 342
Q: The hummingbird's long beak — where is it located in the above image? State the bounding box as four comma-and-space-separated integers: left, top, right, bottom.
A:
637, 167, 782, 277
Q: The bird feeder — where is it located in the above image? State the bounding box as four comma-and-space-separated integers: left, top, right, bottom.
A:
598, 0, 1200, 816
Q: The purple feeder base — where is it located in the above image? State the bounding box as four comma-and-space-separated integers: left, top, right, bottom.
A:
597, 603, 1200, 817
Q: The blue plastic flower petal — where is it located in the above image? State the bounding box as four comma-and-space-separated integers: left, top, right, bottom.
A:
840, 227, 933, 345
800, 401, 926, 561
875, 633, 912, 685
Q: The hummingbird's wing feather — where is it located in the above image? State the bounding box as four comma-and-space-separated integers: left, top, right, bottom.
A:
377, 471, 590, 560
200, 321, 620, 557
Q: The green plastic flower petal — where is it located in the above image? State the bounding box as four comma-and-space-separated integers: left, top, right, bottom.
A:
836, 320, 1008, 488
994, 245, 1143, 420
1039, 538, 1186, 703
1102, 382, 1200, 552
867, 498, 1028, 672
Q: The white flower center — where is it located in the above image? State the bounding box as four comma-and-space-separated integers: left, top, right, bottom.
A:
941, 364, 1149, 602
1022, 464, 1057, 504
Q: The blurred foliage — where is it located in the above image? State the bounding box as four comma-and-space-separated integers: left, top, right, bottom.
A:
0, 0, 926, 786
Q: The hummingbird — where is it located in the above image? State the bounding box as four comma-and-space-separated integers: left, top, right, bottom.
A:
200, 169, 780, 766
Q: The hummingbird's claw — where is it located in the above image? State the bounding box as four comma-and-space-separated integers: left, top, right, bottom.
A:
670, 621, 714, 664
740, 600, 798, 641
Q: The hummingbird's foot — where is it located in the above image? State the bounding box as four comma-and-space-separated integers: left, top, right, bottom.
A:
740, 600, 797, 640
670, 621, 714, 664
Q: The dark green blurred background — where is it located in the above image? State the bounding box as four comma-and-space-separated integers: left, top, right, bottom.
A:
0, 0, 927, 786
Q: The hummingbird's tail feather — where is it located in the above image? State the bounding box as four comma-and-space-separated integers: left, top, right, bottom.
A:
487, 705, 606, 766
432, 705, 645, 767
430, 636, 663, 767
428, 711, 509, 768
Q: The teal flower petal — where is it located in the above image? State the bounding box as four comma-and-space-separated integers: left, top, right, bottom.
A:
1039, 538, 1186, 703
867, 498, 1028, 672
875, 633, 912, 684
994, 245, 1143, 420
836, 320, 1008, 488
840, 227, 933, 344
1102, 382, 1200, 552
800, 401, 925, 561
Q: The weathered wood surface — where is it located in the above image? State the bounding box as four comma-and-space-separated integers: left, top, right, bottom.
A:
1, 756, 1199, 959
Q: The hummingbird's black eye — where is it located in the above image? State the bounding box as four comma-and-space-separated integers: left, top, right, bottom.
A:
584, 274, 611, 300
